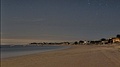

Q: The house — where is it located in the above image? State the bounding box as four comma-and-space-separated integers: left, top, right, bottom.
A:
112, 37, 120, 43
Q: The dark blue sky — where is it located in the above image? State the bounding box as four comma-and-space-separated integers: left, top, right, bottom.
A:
1, 0, 120, 44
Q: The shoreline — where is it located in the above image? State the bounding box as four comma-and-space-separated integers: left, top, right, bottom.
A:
1, 45, 120, 67
1, 45, 71, 59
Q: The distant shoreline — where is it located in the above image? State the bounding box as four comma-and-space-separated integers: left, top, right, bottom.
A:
1, 45, 71, 59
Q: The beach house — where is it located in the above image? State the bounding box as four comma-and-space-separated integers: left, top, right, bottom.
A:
112, 37, 120, 43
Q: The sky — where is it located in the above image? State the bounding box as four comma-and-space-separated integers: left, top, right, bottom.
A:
1, 0, 120, 45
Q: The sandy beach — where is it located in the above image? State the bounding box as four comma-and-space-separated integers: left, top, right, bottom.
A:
1, 45, 120, 67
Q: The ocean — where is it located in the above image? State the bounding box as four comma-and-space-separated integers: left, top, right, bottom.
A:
1, 45, 70, 59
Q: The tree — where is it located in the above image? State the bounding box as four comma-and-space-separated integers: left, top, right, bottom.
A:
100, 38, 106, 41
116, 34, 120, 38
74, 41, 78, 45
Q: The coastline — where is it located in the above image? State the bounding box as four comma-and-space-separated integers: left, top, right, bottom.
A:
1, 45, 120, 67
1, 45, 71, 59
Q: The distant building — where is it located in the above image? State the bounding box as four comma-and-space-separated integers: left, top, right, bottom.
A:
112, 37, 120, 43
62, 42, 70, 45
79, 40, 84, 44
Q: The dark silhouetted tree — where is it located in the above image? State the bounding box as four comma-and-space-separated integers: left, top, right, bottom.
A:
116, 34, 120, 38
100, 38, 106, 41
74, 41, 78, 45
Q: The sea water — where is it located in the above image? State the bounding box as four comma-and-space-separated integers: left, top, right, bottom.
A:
1, 45, 70, 59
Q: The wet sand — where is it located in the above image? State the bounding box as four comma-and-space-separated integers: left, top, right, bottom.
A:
1, 45, 120, 67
